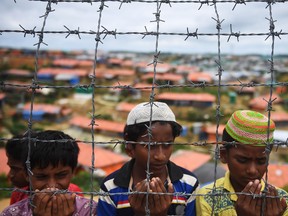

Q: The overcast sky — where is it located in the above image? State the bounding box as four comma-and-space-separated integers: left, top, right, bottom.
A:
0, 0, 287, 55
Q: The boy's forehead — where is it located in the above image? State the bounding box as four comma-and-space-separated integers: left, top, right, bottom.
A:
229, 144, 266, 154
32, 164, 73, 172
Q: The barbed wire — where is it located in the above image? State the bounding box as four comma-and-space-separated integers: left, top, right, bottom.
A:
1, 0, 288, 215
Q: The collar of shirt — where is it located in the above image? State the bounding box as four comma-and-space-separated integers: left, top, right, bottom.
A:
223, 171, 266, 202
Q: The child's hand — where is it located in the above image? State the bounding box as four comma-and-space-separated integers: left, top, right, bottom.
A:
235, 179, 262, 216
32, 188, 76, 216
129, 178, 174, 216
235, 180, 287, 216
32, 188, 53, 216
148, 177, 174, 216
264, 184, 287, 216
129, 179, 148, 215
51, 191, 76, 216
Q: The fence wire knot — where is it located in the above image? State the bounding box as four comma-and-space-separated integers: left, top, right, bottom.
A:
28, 80, 41, 92
228, 24, 240, 42
102, 26, 117, 39
89, 114, 100, 128
151, 10, 164, 23
64, 25, 81, 39
215, 60, 224, 76
98, 1, 108, 12
142, 26, 157, 39
94, 33, 103, 44
40, 2, 55, 18
160, 0, 172, 8
119, 0, 131, 9
198, 0, 209, 10
264, 97, 277, 112
212, 17, 224, 30
232, 0, 246, 10
19, 25, 36, 37
185, 28, 198, 41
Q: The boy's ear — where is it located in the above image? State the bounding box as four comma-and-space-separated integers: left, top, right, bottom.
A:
25, 175, 30, 183
125, 143, 135, 158
220, 147, 228, 164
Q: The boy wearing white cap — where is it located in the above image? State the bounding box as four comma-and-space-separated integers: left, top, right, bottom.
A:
196, 110, 288, 216
97, 102, 199, 216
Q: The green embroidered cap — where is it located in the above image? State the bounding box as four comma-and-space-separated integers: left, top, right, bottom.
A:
225, 110, 275, 146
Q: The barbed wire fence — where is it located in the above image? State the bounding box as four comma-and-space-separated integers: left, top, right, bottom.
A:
1, 0, 288, 215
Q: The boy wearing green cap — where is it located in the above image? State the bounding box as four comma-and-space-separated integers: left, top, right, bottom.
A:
196, 110, 288, 216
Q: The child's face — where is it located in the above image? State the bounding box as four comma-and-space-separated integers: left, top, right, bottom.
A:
7, 155, 28, 188
30, 163, 73, 191
221, 144, 268, 192
130, 122, 174, 178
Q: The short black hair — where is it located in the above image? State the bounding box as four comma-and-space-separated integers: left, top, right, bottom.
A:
6, 130, 79, 171
222, 128, 236, 150
124, 121, 182, 142
29, 130, 79, 170
5, 133, 36, 166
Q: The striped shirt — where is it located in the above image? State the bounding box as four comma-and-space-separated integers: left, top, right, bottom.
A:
97, 159, 199, 216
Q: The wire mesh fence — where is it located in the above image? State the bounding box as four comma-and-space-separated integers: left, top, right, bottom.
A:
1, 0, 288, 215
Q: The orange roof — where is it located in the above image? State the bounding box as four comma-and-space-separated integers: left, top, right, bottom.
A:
141, 73, 156, 80
77, 142, 128, 169
133, 83, 156, 91
204, 124, 225, 135
249, 94, 283, 110
145, 63, 173, 73
170, 150, 211, 171
0, 93, 6, 100
160, 73, 183, 82
70, 116, 125, 133
78, 60, 94, 67
116, 102, 137, 112
157, 92, 216, 102
0, 149, 9, 175
188, 72, 213, 83
270, 112, 288, 122
53, 59, 93, 67
105, 69, 135, 76
136, 62, 173, 73
38, 68, 88, 77
6, 69, 32, 76
107, 58, 123, 65
176, 65, 199, 73
267, 164, 288, 188
135, 61, 148, 68
122, 60, 134, 67
141, 73, 183, 82
23, 103, 61, 114
53, 59, 79, 67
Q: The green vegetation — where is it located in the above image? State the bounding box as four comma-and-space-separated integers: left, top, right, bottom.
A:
71, 171, 101, 194
283, 184, 288, 192
0, 174, 12, 199
5, 116, 27, 136
19, 64, 34, 71
0, 62, 10, 71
